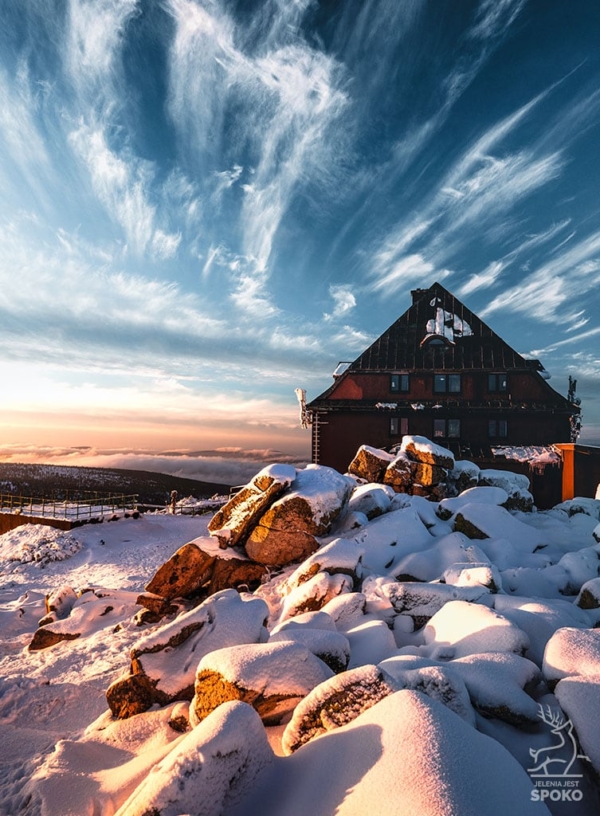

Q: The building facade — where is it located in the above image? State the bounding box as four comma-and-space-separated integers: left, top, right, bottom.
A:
306, 283, 580, 475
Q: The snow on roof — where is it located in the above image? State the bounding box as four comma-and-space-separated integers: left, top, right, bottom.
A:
425, 300, 474, 344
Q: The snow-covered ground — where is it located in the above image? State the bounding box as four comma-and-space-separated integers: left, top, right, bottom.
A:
2, 480, 600, 815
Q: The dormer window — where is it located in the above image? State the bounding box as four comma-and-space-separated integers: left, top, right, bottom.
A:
421, 334, 453, 348
390, 373, 409, 393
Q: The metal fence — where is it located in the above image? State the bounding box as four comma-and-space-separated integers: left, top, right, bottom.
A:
0, 492, 139, 521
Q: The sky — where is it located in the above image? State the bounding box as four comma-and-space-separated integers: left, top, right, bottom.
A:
1, 0, 600, 484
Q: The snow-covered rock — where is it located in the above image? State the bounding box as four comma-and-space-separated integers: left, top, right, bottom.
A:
191, 641, 333, 726
347, 482, 394, 519
208, 464, 296, 547
382, 581, 490, 627
107, 589, 268, 718
246, 465, 352, 567
347, 445, 395, 483
282, 664, 397, 754
554, 675, 600, 775
543, 627, 600, 688
575, 576, 600, 609
115, 701, 273, 816
393, 532, 490, 582
422, 600, 530, 660
285, 537, 364, 591
401, 435, 455, 469
437, 485, 509, 520
235, 691, 550, 816
269, 627, 350, 673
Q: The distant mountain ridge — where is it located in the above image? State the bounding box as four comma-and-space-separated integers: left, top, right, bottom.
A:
0, 463, 230, 506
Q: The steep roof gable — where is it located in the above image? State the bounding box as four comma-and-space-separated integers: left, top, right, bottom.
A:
349, 281, 536, 372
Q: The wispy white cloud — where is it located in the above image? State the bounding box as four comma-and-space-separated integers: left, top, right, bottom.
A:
371, 87, 566, 294
469, 0, 526, 41
324, 284, 356, 321
68, 122, 180, 258
64, 0, 139, 103
481, 230, 600, 324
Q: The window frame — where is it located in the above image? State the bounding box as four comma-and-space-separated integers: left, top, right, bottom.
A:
488, 373, 508, 393
488, 419, 508, 439
390, 416, 409, 436
390, 373, 409, 394
433, 419, 460, 439
433, 373, 461, 394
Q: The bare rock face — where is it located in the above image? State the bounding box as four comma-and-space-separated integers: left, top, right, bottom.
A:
106, 589, 269, 719
383, 453, 415, 492
413, 462, 446, 487
106, 672, 161, 719
145, 541, 216, 600
191, 641, 334, 727
208, 464, 297, 548
282, 664, 397, 754
29, 628, 81, 651
348, 445, 395, 483
245, 466, 352, 567
401, 435, 455, 470
145, 537, 268, 600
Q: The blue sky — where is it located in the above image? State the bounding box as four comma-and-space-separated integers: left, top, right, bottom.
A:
1, 0, 600, 481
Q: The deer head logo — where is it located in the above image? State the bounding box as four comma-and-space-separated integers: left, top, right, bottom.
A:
528, 705, 589, 778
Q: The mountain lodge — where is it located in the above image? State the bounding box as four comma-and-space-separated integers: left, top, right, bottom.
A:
304, 283, 590, 505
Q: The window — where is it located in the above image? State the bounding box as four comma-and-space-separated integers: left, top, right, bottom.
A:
488, 373, 508, 392
433, 419, 460, 438
488, 420, 508, 438
390, 417, 409, 436
434, 373, 461, 393
390, 373, 409, 393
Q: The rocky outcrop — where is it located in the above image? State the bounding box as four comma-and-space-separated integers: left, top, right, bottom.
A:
401, 435, 455, 470
245, 466, 352, 567
145, 540, 216, 600
348, 446, 395, 483
208, 464, 297, 548
145, 537, 268, 602
383, 452, 415, 492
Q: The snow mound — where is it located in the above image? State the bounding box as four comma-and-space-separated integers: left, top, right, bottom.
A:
0, 524, 83, 569
116, 701, 273, 816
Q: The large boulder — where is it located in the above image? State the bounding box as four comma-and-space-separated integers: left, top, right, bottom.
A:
106, 590, 269, 718
382, 581, 490, 628
347, 445, 395, 483
144, 540, 216, 600
115, 701, 274, 816
282, 664, 398, 754
401, 435, 455, 469
542, 627, 600, 689
383, 452, 415, 492
145, 537, 268, 601
208, 464, 296, 548
191, 641, 333, 726
245, 466, 352, 567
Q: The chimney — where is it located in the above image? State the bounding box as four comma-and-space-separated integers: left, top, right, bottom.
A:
411, 288, 428, 305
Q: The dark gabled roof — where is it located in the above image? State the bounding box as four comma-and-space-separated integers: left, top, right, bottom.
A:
349, 282, 533, 372
308, 282, 576, 411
